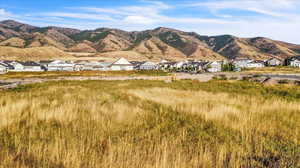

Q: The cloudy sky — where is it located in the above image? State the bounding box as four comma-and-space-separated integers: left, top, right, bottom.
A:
0, 0, 299, 44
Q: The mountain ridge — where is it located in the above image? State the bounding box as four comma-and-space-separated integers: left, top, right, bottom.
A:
1, 20, 299, 61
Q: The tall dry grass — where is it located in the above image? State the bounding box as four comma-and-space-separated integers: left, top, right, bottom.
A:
0, 80, 299, 168
129, 87, 300, 142
0, 70, 168, 79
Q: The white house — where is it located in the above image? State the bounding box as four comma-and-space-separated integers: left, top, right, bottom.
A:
6, 61, 24, 72
74, 60, 106, 71
47, 60, 75, 71
139, 61, 157, 70
130, 61, 144, 70
174, 61, 188, 69
205, 61, 222, 72
233, 59, 253, 68
78, 61, 112, 71
158, 62, 177, 70
39, 60, 53, 71
19, 61, 43, 72
74, 60, 89, 71
290, 57, 300, 68
109, 58, 134, 71
266, 58, 282, 66
185, 61, 209, 72
246, 60, 265, 68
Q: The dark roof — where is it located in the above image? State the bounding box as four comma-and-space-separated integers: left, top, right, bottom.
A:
199, 62, 209, 66
0, 63, 8, 67
250, 60, 265, 64
0, 62, 14, 69
184, 61, 208, 67
267, 57, 283, 61
39, 60, 54, 64
290, 56, 300, 61
233, 59, 252, 62
2, 60, 14, 64
130, 61, 144, 66
18, 61, 41, 66
92, 65, 104, 68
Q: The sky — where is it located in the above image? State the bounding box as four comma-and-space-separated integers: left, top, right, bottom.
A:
0, 0, 300, 44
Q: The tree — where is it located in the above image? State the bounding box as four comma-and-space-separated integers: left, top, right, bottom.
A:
222, 63, 235, 71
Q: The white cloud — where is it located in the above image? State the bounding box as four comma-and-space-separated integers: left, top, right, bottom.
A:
0, 9, 12, 20
188, 0, 300, 17
124, 15, 157, 25
42, 12, 115, 21
68, 1, 229, 25
0, 9, 6, 15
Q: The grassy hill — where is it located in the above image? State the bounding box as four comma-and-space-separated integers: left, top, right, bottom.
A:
0, 80, 299, 167
0, 46, 74, 60
1, 20, 300, 61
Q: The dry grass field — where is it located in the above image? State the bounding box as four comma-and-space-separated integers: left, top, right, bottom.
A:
0, 70, 169, 79
243, 67, 300, 74
0, 79, 299, 168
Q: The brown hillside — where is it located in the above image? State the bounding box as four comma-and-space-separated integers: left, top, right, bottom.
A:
69, 43, 97, 53
44, 29, 75, 47
1, 20, 300, 61
94, 34, 132, 52
133, 37, 186, 60
0, 46, 74, 61
0, 37, 25, 48
26, 32, 67, 50
190, 45, 225, 60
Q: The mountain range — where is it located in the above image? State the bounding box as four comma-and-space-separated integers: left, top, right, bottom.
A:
0, 20, 300, 61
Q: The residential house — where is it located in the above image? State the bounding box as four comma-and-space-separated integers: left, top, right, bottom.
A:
109, 58, 134, 71
74, 60, 107, 71
47, 60, 75, 71
138, 61, 157, 70
4, 61, 24, 72
158, 62, 177, 70
204, 61, 223, 72
87, 61, 107, 71
0, 61, 14, 72
74, 60, 89, 71
174, 61, 188, 69
39, 60, 54, 71
182, 61, 208, 72
266, 58, 283, 66
99, 62, 113, 71
233, 59, 253, 68
246, 60, 265, 68
289, 56, 300, 68
19, 61, 43, 71
130, 61, 144, 70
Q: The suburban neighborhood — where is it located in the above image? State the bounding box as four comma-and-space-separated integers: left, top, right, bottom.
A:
0, 56, 300, 74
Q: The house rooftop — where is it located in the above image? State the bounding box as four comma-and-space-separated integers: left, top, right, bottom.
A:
249, 60, 265, 63
18, 61, 40, 66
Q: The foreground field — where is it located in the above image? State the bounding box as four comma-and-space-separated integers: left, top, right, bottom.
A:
0, 80, 299, 168
243, 67, 300, 74
0, 70, 169, 79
